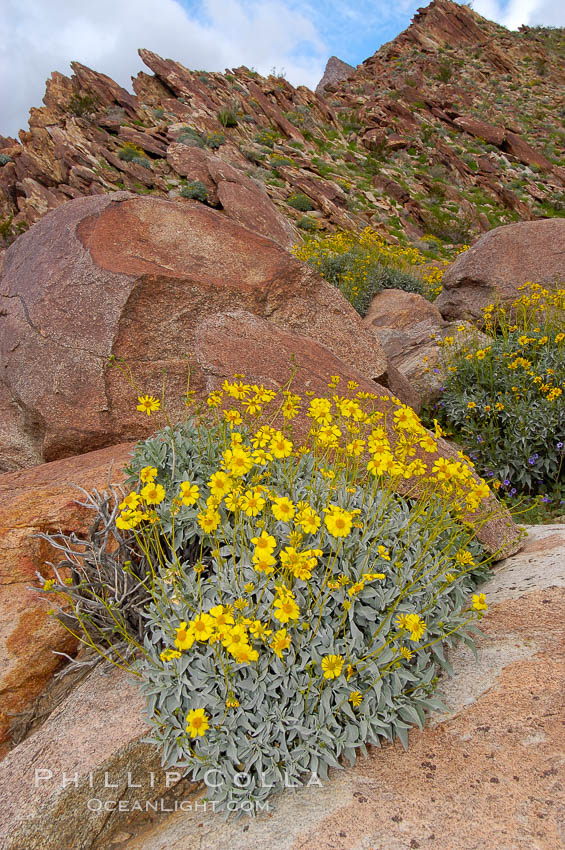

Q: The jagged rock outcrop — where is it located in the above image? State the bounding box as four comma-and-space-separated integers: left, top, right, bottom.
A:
315, 56, 355, 97
0, 47, 359, 253
436, 218, 565, 321
1, 0, 564, 259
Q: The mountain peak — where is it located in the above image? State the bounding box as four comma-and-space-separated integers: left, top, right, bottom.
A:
315, 56, 355, 97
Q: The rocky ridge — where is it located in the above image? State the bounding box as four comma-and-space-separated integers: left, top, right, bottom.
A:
1, 0, 564, 259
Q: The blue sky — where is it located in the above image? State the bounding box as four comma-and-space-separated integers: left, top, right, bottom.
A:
1, 0, 564, 138
177, 0, 421, 71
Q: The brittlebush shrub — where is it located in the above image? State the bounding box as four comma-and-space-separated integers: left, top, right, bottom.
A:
431, 283, 565, 512
292, 228, 447, 316
41, 372, 505, 812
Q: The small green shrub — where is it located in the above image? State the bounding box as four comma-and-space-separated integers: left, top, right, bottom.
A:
66, 92, 98, 116
362, 152, 386, 174
285, 106, 312, 129
130, 155, 152, 169
312, 157, 332, 178
376, 266, 424, 293
340, 111, 362, 134
293, 229, 436, 316
287, 193, 315, 212
118, 143, 150, 166
241, 147, 265, 164
217, 108, 238, 128
254, 128, 278, 149
436, 61, 453, 83
205, 132, 225, 149
0, 153, 12, 166
422, 206, 473, 245
180, 181, 208, 202
269, 153, 294, 169
176, 127, 206, 148
0, 215, 13, 240
297, 216, 317, 231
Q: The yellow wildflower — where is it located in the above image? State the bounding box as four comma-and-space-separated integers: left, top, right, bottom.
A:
160, 649, 182, 662
240, 489, 266, 517
270, 431, 293, 459
197, 510, 221, 534
136, 395, 160, 415
472, 593, 488, 611
273, 596, 300, 624
270, 628, 291, 658
249, 620, 272, 640
252, 552, 276, 576
348, 691, 362, 707
119, 492, 141, 511
140, 482, 166, 505
321, 654, 344, 679
223, 408, 242, 426
324, 506, 353, 538
272, 496, 295, 522
179, 482, 200, 506
405, 613, 426, 642
251, 530, 277, 553
174, 621, 195, 651
186, 708, 209, 739
208, 470, 233, 499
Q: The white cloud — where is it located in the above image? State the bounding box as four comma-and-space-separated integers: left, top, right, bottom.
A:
0, 0, 326, 138
471, 0, 565, 28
